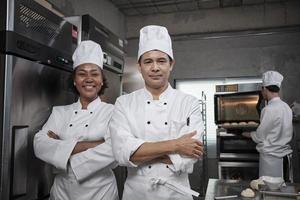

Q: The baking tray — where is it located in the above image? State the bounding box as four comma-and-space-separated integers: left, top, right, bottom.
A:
259, 184, 300, 197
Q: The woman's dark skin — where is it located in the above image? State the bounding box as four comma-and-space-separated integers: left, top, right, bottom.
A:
48, 63, 105, 155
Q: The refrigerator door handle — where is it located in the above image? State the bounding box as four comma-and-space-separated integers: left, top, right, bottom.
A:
11, 125, 29, 198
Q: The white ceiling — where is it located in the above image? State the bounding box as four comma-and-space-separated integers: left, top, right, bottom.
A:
110, 0, 289, 16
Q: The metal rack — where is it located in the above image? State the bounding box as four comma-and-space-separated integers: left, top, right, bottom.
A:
200, 91, 208, 196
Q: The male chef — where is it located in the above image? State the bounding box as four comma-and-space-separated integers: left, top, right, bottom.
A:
110, 25, 204, 200
244, 71, 293, 180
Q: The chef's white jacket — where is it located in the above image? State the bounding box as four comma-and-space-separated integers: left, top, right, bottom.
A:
110, 85, 204, 200
251, 97, 293, 177
34, 98, 118, 200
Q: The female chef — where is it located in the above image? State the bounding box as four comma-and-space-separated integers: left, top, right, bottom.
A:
34, 40, 118, 200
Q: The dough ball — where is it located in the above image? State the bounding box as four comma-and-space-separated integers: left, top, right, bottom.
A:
239, 122, 247, 125
241, 188, 255, 198
231, 122, 238, 125
248, 121, 257, 125
250, 178, 264, 190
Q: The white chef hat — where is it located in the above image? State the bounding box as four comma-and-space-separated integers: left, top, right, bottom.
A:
72, 40, 103, 69
262, 70, 283, 88
138, 25, 173, 61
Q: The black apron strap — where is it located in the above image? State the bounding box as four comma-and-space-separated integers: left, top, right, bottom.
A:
283, 154, 293, 183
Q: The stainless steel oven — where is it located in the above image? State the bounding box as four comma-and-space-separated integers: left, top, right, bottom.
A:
217, 132, 258, 155
215, 91, 262, 124
218, 162, 259, 180
217, 129, 259, 180
215, 89, 263, 181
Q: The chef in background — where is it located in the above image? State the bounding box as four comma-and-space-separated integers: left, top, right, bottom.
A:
34, 40, 118, 200
110, 25, 204, 200
243, 70, 293, 181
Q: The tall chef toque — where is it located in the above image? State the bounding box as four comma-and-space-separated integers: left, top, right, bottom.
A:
138, 25, 173, 61
262, 70, 283, 88
72, 40, 103, 69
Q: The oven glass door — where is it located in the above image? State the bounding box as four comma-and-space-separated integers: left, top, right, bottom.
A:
218, 162, 259, 180
215, 91, 261, 123
220, 137, 257, 153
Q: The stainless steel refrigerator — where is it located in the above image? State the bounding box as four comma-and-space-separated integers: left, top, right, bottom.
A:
0, 0, 77, 199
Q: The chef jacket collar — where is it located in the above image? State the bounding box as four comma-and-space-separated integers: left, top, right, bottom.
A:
143, 83, 174, 102
73, 97, 102, 111
268, 96, 280, 104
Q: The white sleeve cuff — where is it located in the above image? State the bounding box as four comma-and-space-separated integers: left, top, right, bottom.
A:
53, 140, 77, 170
124, 138, 145, 167
251, 131, 260, 143
69, 142, 117, 182
169, 154, 182, 173
169, 154, 196, 174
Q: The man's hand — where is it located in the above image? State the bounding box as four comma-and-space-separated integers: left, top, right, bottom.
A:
130, 131, 203, 165
173, 131, 203, 159
242, 132, 252, 138
47, 130, 60, 140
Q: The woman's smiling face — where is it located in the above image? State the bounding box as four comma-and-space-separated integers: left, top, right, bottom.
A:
74, 63, 103, 103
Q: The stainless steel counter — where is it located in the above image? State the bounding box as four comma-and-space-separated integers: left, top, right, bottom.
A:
205, 179, 300, 200
205, 179, 252, 200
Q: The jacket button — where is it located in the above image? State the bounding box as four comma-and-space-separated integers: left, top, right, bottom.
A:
85, 124, 88, 127
164, 122, 168, 125
147, 121, 151, 124
69, 124, 73, 127
164, 102, 167, 105
90, 111, 93, 114
147, 101, 150, 104
166, 165, 169, 168
148, 165, 152, 169
75, 111, 77, 114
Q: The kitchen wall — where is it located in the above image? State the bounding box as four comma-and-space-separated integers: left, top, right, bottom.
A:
125, 1, 300, 39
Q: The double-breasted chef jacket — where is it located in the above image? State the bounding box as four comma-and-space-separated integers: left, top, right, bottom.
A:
34, 97, 118, 200
110, 85, 204, 200
251, 97, 293, 177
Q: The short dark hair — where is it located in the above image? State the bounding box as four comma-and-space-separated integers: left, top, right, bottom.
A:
266, 85, 280, 93
71, 69, 108, 96
138, 54, 173, 64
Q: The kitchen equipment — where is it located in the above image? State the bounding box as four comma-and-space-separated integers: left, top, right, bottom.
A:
214, 194, 238, 199
215, 91, 262, 124
205, 179, 258, 200
0, 0, 77, 199
259, 183, 300, 198
217, 129, 259, 180
205, 178, 300, 200
215, 89, 263, 181
218, 161, 259, 180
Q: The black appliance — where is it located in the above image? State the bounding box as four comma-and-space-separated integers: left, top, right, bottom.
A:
0, 0, 77, 199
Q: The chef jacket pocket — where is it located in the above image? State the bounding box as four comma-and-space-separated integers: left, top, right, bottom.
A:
169, 120, 190, 139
